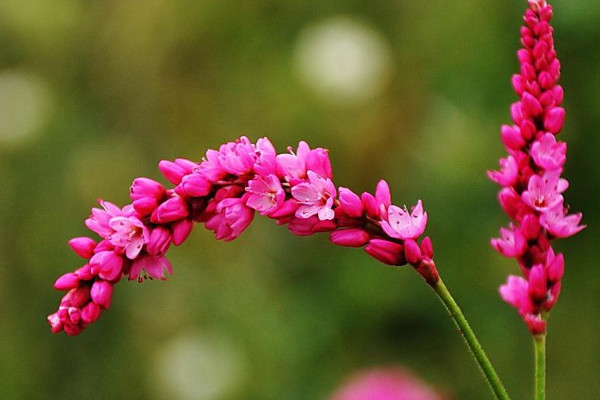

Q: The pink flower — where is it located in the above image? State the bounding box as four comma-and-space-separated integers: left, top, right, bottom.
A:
89, 250, 124, 282
499, 275, 532, 314
130, 254, 173, 281
491, 226, 527, 258
328, 368, 445, 400
253, 137, 278, 176
539, 205, 585, 238
291, 171, 337, 221
108, 216, 150, 259
521, 172, 565, 212
217, 136, 256, 175
205, 197, 255, 241
85, 200, 124, 239
245, 174, 285, 215
380, 201, 427, 240
488, 156, 519, 187
530, 132, 566, 170
276, 141, 311, 181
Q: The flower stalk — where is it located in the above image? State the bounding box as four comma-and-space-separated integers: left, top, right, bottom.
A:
433, 278, 511, 400
534, 334, 546, 400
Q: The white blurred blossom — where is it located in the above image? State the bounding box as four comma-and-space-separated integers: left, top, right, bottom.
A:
294, 16, 392, 105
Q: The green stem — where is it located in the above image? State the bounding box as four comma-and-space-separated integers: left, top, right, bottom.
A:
433, 278, 511, 400
534, 334, 546, 400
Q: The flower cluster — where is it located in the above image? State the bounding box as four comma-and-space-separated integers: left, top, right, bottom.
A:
49, 137, 435, 335
488, 0, 584, 334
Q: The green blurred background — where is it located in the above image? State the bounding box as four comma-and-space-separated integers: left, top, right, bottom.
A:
0, 0, 598, 399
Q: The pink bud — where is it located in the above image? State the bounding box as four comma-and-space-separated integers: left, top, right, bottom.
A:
174, 158, 197, 173
528, 265, 547, 303
548, 59, 561, 81
498, 188, 523, 220
420, 236, 434, 259
511, 102, 524, 125
361, 193, 379, 219
91, 281, 113, 309
519, 120, 537, 141
517, 49, 531, 64
338, 187, 364, 219
177, 174, 212, 198
547, 252, 564, 283
54, 273, 80, 291
551, 85, 564, 105
305, 148, 333, 179
75, 264, 94, 280
63, 324, 83, 336
130, 178, 165, 201
172, 219, 194, 245
544, 107, 565, 134
364, 239, 405, 266
533, 41, 548, 59
520, 63, 536, 81
524, 314, 547, 335
330, 229, 370, 247
132, 197, 159, 216
158, 160, 188, 185
68, 307, 81, 324
81, 302, 101, 323
375, 180, 392, 208
67, 286, 91, 308
404, 239, 422, 265
521, 214, 541, 240
47, 313, 63, 333
268, 199, 299, 219
512, 74, 525, 95
501, 125, 525, 150
90, 251, 124, 282
522, 92, 543, 116
147, 226, 172, 256
538, 71, 554, 89
151, 196, 189, 223
68, 237, 97, 259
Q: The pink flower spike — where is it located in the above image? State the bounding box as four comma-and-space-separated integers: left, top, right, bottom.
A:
380, 200, 428, 240
330, 229, 370, 247
91, 281, 113, 309
129, 254, 173, 281
68, 237, 97, 259
108, 216, 149, 259
521, 172, 564, 212
245, 174, 285, 215
151, 196, 189, 224
491, 226, 527, 258
172, 219, 194, 245
539, 206, 585, 238
487, 156, 519, 187
53, 273, 80, 291
292, 171, 337, 221
530, 133, 566, 170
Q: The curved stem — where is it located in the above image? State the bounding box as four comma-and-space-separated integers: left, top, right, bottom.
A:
534, 334, 546, 400
433, 278, 511, 400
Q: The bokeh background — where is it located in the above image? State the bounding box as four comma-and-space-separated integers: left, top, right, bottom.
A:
1, 0, 598, 399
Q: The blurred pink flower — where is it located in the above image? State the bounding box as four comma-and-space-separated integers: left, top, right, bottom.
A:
329, 368, 446, 400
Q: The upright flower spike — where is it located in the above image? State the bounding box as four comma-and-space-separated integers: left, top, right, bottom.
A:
489, 0, 584, 335
48, 136, 436, 335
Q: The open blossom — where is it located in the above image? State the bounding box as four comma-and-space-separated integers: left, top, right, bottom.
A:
292, 171, 337, 220
49, 136, 435, 335
381, 201, 427, 240
489, 0, 584, 334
